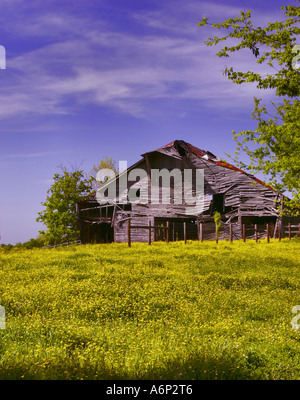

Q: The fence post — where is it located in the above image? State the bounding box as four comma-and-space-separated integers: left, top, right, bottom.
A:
184, 222, 186, 244
243, 224, 246, 242
255, 224, 258, 243
166, 221, 169, 244
289, 223, 291, 240
128, 220, 131, 247
148, 221, 151, 245
267, 223, 270, 243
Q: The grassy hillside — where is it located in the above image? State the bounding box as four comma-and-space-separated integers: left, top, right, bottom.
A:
0, 239, 300, 380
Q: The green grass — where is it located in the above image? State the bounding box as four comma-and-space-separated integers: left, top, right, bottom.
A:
0, 238, 300, 380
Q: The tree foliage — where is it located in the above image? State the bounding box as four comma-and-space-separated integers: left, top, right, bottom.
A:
87, 156, 118, 191
37, 157, 118, 245
36, 167, 91, 244
199, 2, 300, 213
213, 211, 222, 237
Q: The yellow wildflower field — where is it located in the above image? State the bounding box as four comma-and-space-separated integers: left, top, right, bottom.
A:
0, 239, 300, 380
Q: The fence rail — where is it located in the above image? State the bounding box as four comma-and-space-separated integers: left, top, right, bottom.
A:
41, 222, 300, 248
42, 240, 82, 249
126, 221, 300, 247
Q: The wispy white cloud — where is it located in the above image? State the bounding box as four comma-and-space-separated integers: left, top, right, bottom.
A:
0, 0, 280, 120
132, 1, 242, 35
2, 151, 64, 159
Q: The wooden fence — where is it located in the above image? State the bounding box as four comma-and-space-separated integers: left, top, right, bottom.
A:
42, 240, 82, 249
126, 221, 300, 247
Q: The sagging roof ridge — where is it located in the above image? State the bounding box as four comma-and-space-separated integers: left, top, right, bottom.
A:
153, 139, 277, 193
82, 139, 279, 203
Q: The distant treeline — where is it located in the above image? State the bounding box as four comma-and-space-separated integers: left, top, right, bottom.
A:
0, 237, 46, 251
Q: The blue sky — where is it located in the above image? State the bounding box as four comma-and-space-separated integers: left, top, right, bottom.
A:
0, 0, 294, 244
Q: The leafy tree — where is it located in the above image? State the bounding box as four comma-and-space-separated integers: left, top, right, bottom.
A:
87, 156, 118, 191
213, 211, 222, 237
36, 166, 91, 244
199, 2, 300, 213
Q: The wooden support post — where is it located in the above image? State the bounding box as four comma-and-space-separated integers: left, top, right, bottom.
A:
75, 203, 80, 241
184, 222, 186, 244
255, 224, 258, 243
267, 223, 270, 243
243, 224, 246, 242
197, 221, 203, 242
148, 221, 151, 245
128, 220, 131, 247
289, 223, 291, 240
229, 222, 232, 243
215, 224, 218, 244
278, 222, 281, 242
166, 221, 169, 244
111, 204, 116, 227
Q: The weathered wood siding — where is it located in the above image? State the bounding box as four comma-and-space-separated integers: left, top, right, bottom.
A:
78, 140, 282, 243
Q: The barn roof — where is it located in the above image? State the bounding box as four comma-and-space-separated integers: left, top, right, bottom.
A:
142, 139, 277, 193
80, 139, 279, 205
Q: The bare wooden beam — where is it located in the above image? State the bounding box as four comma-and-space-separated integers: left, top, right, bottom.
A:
78, 216, 112, 222
184, 222, 186, 244
130, 225, 169, 230
128, 220, 131, 247
148, 221, 151, 245
166, 221, 169, 244
75, 203, 80, 241
111, 204, 116, 227
79, 204, 114, 212
144, 153, 151, 176
200, 222, 203, 242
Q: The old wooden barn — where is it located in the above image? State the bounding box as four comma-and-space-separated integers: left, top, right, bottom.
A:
77, 140, 296, 244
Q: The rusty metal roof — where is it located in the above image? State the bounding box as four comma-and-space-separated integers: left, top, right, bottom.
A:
153, 140, 277, 193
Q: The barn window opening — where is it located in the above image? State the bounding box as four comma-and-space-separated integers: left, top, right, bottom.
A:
211, 193, 225, 214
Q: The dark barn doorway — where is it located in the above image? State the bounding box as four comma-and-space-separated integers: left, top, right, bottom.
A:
81, 222, 114, 244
